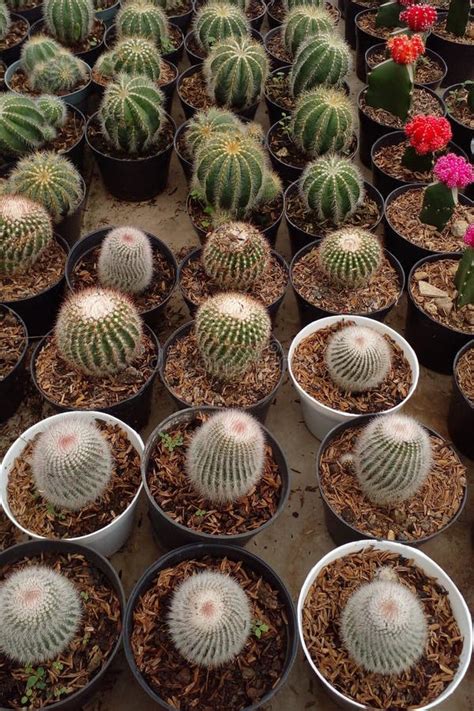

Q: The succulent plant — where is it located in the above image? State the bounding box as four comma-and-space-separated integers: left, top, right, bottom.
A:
420, 153, 474, 231
300, 156, 364, 225
7, 151, 83, 223
318, 228, 382, 287
194, 2, 249, 53
116, 0, 170, 51
55, 287, 143, 377
111, 37, 162, 81
204, 35, 269, 110
0, 1, 10, 41
455, 225, 474, 308
0, 195, 53, 276
446, 0, 470, 37
325, 324, 392, 393
184, 107, 243, 159
21, 35, 63, 74
0, 564, 81, 665
283, 6, 333, 58
202, 221, 270, 290
195, 292, 271, 380
97, 226, 154, 294
290, 86, 354, 157
168, 571, 251, 667
341, 568, 428, 674
284, 0, 325, 9
402, 114, 452, 173
43, 0, 94, 45
289, 34, 351, 96
93, 49, 116, 79
0, 94, 54, 158
186, 409, 265, 503
29, 51, 88, 95
36, 95, 67, 129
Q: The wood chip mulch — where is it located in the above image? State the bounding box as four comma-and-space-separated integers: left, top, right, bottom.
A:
456, 346, 474, 401
266, 30, 291, 64
445, 87, 474, 129
188, 193, 283, 233
179, 69, 214, 112
291, 320, 413, 414
163, 329, 282, 408
319, 425, 466, 541
0, 310, 25, 380
0, 551, 121, 710
359, 88, 444, 129
265, 71, 295, 113
34, 333, 157, 409
269, 120, 356, 169
302, 548, 463, 709
0, 19, 28, 51
130, 556, 288, 710
433, 18, 474, 44
0, 511, 23, 551
367, 50, 445, 83
44, 110, 84, 154
373, 139, 452, 184
7, 421, 141, 538
0, 239, 66, 302
356, 10, 393, 38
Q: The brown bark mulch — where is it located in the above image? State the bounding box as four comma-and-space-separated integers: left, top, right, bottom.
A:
268, 121, 357, 169
45, 110, 84, 154
188, 193, 283, 233
0, 239, 66, 302
0, 18, 28, 51
266, 30, 291, 64
373, 139, 453, 183
356, 10, 400, 39
179, 69, 214, 112
359, 88, 444, 129
432, 19, 474, 44
0, 511, 23, 551
444, 86, 474, 129
456, 346, 474, 401
0, 309, 25, 380
265, 71, 294, 113
367, 49, 445, 83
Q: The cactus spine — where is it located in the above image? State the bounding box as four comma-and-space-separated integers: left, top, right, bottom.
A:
0, 94, 54, 158
184, 107, 243, 158
283, 6, 334, 57
43, 0, 94, 45
290, 34, 351, 96
116, 0, 170, 50
36, 95, 67, 128
325, 325, 392, 393
194, 2, 250, 53
97, 226, 154, 294
168, 571, 251, 667
0, 195, 53, 276
111, 37, 162, 81
202, 221, 270, 289
300, 156, 364, 225
318, 228, 382, 287
29, 51, 88, 94
0, 1, 10, 41
290, 87, 354, 157
21, 35, 63, 74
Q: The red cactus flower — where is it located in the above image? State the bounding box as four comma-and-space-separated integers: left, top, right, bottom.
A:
404, 115, 452, 154
400, 4, 437, 32
433, 154, 474, 189
464, 224, 474, 248
387, 34, 425, 64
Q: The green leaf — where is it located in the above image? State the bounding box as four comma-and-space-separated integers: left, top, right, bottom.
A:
21, 697, 28, 705
36, 668, 45, 678
159, 432, 184, 452
26, 677, 37, 689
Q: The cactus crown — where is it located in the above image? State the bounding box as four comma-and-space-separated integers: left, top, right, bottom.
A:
318, 228, 382, 287
290, 87, 354, 157
300, 156, 364, 225
111, 37, 162, 81
55, 287, 144, 377
0, 94, 55, 158
29, 51, 88, 94
290, 33, 351, 96
341, 568, 428, 675
0, 195, 53, 276
97, 226, 154, 294
43, 0, 94, 45
325, 324, 392, 393
36, 95, 67, 128
283, 6, 334, 57
0, 1, 10, 41
116, 0, 170, 51
0, 564, 81, 665
21, 35, 63, 74
194, 2, 250, 53
168, 571, 251, 667
31, 415, 113, 510
184, 107, 243, 158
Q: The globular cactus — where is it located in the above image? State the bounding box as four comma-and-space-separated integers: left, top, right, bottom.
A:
43, 0, 94, 45
290, 87, 354, 157
21, 35, 63, 74
341, 568, 428, 675
204, 35, 269, 110
93, 50, 116, 79
202, 221, 270, 290
289, 34, 351, 96
194, 2, 249, 53
318, 228, 382, 287
184, 107, 243, 159
0, 1, 10, 41
284, 0, 325, 9
29, 51, 88, 94
354, 414, 433, 505
186, 409, 265, 503
167, 571, 251, 667
7, 151, 83, 223
55, 288, 143, 377
283, 6, 333, 57
98, 74, 165, 154
36, 95, 67, 129
97, 226, 154, 294
0, 565, 81, 665
31, 416, 113, 510
0, 195, 53, 276
111, 37, 162, 81
0, 94, 54, 158
195, 293, 271, 380
300, 156, 364, 225
325, 325, 392, 393
116, 0, 170, 51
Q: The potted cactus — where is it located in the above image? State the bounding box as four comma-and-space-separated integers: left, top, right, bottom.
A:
0, 0, 29, 65
443, 80, 474, 155
366, 43, 447, 91
0, 539, 125, 708
185, 1, 251, 64
124, 543, 297, 709
265, 5, 336, 68
266, 0, 341, 29
0, 304, 27, 422
427, 0, 473, 86
448, 339, 474, 459
31, 287, 161, 429
194, 0, 267, 29
152, 0, 194, 31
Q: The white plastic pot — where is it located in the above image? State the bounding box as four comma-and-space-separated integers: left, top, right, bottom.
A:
0, 411, 144, 557
288, 315, 420, 439
297, 540, 472, 710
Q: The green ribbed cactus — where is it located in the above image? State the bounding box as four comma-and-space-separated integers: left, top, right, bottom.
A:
446, 0, 470, 37
354, 414, 433, 505
29, 51, 88, 94
111, 37, 162, 81
325, 325, 392, 393
7, 151, 83, 223
116, 0, 170, 51
99, 74, 165, 154
21, 35, 63, 74
194, 2, 249, 53
97, 226, 154, 294
202, 221, 270, 289
289, 34, 351, 96
300, 156, 364, 225
195, 293, 271, 380
44, 0, 94, 45
204, 35, 269, 110
94, 49, 115, 79
283, 6, 333, 57
290, 87, 354, 157
0, 1, 10, 41
55, 287, 143, 376
284, 0, 325, 9
184, 107, 243, 158
36, 95, 67, 129
0, 95, 54, 158
318, 228, 382, 287
0, 195, 53, 276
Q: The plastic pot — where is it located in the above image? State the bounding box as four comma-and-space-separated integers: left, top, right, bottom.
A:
443, 84, 474, 156
95, 0, 120, 27
0, 539, 125, 710
0, 410, 144, 556
29, 18, 106, 66
9, 1, 42, 25
0, 305, 28, 423
448, 340, 474, 459
160, 321, 286, 423
104, 23, 184, 67
167, 2, 194, 31
124, 542, 298, 710
0, 13, 29, 65
288, 315, 420, 440
55, 176, 87, 248
297, 540, 472, 710
345, 0, 375, 49
173, 119, 193, 182
365, 44, 447, 91
266, 0, 282, 28
427, 12, 474, 86
355, 9, 387, 82
406, 252, 473, 374
31, 325, 161, 430
65, 226, 177, 332
316, 414, 467, 546
264, 27, 290, 70
5, 59, 92, 112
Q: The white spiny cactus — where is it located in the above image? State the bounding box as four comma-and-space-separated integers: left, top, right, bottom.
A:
325, 325, 392, 393
97, 226, 154, 294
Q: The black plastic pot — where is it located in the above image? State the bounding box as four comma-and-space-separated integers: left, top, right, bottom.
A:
371, 132, 468, 199
443, 84, 474, 157
264, 27, 290, 70
54, 176, 87, 247
31, 325, 161, 430
355, 9, 389, 82
167, 2, 194, 31
86, 111, 176, 201
0, 13, 30, 65
383, 183, 473, 275
173, 119, 193, 182
104, 23, 184, 67
346, 0, 376, 49
366, 44, 447, 91
284, 180, 383, 258
0, 539, 125, 711
427, 12, 474, 86
0, 305, 28, 423
316, 414, 467, 546
123, 542, 298, 709
448, 340, 474, 459
406, 252, 473, 373
160, 321, 286, 423
266, 0, 282, 29
142, 407, 290, 549
10, 1, 42, 25
29, 18, 106, 66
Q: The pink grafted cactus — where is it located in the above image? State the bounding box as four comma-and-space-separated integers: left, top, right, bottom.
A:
433, 154, 474, 189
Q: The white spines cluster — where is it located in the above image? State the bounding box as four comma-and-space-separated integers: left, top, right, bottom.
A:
325, 325, 392, 393
97, 226, 154, 294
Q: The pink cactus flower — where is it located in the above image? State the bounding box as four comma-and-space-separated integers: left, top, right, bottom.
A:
464, 224, 474, 248
433, 154, 474, 189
